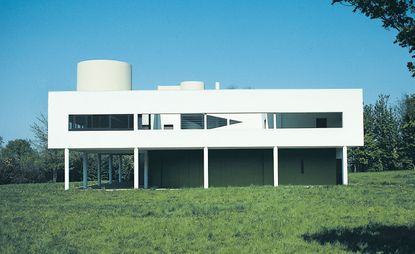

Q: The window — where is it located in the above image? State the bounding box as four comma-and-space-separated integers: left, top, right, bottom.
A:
275, 112, 342, 128
181, 114, 204, 129
316, 118, 327, 128
267, 113, 274, 129
153, 114, 161, 130
207, 115, 227, 129
68, 114, 133, 131
229, 119, 242, 125
111, 115, 132, 129
92, 115, 109, 129
138, 114, 151, 130
164, 124, 174, 130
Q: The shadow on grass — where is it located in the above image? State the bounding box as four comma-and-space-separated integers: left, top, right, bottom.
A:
303, 224, 415, 253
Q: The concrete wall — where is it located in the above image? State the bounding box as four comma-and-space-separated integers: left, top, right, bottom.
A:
49, 89, 364, 149
209, 149, 273, 187
279, 148, 337, 185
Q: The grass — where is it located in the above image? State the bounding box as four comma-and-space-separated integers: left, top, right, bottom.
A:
1, 170, 415, 253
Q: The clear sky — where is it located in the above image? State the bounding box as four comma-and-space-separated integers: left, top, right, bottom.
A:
0, 0, 413, 142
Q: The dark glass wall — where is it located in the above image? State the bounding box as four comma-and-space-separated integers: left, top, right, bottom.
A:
181, 114, 205, 129
68, 114, 133, 131
275, 112, 342, 128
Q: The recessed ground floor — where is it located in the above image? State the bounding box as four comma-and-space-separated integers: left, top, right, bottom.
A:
64, 147, 348, 190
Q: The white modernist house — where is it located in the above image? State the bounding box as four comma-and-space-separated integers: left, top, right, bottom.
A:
48, 60, 364, 190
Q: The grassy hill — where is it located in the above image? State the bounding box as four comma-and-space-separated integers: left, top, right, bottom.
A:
1, 170, 415, 253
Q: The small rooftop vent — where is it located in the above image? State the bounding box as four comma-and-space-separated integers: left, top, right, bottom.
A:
77, 60, 132, 91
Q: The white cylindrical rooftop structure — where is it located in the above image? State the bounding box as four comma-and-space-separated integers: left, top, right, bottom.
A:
77, 60, 132, 91
180, 81, 204, 90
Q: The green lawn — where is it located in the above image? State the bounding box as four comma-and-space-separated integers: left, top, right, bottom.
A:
1, 171, 415, 253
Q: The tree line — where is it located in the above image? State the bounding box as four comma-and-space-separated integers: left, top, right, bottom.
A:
0, 93, 414, 184
0, 114, 134, 184
349, 93, 415, 172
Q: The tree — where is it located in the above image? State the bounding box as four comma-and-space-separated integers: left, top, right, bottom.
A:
372, 95, 400, 170
1, 139, 35, 160
332, 0, 415, 77
398, 93, 415, 169
31, 113, 63, 182
0, 136, 4, 148
348, 95, 400, 171
349, 104, 383, 171
0, 139, 42, 184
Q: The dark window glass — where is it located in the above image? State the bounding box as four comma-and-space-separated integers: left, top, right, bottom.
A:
86, 115, 93, 128
153, 114, 161, 130
73, 115, 87, 129
164, 124, 174, 130
181, 114, 204, 129
229, 119, 242, 125
69, 114, 133, 131
92, 115, 109, 129
276, 112, 342, 128
207, 115, 227, 129
316, 118, 327, 128
267, 113, 274, 129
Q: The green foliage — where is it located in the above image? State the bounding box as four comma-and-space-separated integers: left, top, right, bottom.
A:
372, 95, 400, 169
398, 94, 415, 169
332, 0, 415, 77
348, 105, 382, 171
0, 170, 414, 253
349, 95, 402, 171
0, 139, 43, 184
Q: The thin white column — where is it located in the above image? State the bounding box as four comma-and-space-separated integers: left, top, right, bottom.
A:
118, 155, 122, 183
133, 114, 138, 131
342, 146, 348, 185
203, 147, 208, 189
134, 148, 139, 189
144, 151, 149, 189
274, 113, 277, 129
273, 146, 279, 187
64, 148, 69, 190
97, 154, 101, 186
108, 155, 113, 184
82, 152, 88, 189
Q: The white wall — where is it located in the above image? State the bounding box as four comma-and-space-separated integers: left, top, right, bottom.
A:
48, 89, 364, 149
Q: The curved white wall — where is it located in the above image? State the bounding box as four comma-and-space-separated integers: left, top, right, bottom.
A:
77, 60, 132, 91
180, 81, 204, 90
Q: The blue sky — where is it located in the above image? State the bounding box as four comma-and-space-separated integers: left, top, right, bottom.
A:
0, 0, 413, 142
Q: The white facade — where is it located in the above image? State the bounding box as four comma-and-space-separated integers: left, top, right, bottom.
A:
49, 89, 363, 149
48, 60, 363, 189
